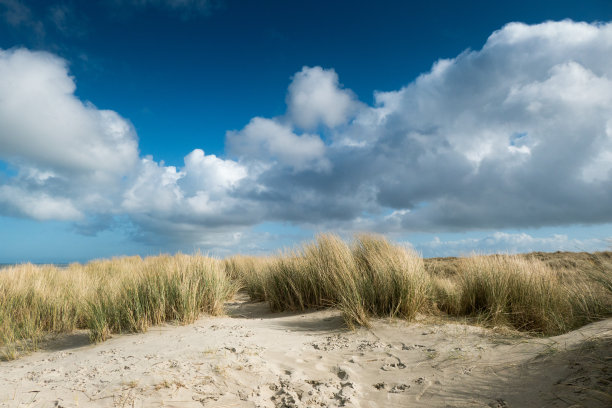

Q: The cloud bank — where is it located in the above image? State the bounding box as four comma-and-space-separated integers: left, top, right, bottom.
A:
1, 20, 612, 251
414, 232, 611, 258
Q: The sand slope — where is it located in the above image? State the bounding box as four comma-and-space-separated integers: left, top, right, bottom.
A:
1, 294, 610, 407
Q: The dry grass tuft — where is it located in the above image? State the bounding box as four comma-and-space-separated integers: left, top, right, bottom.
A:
226, 234, 431, 328
86, 254, 237, 343
227, 236, 611, 334
0, 254, 237, 359
349, 234, 429, 325
453, 255, 573, 334
224, 255, 274, 301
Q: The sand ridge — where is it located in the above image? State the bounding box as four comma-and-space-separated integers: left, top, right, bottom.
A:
1, 293, 610, 407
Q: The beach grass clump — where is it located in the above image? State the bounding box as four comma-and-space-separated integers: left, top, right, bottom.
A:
0, 264, 89, 359
248, 234, 366, 326
245, 233, 431, 328
561, 261, 612, 327
223, 255, 273, 301
264, 234, 354, 312
430, 276, 462, 315
86, 254, 237, 342
301, 234, 366, 327
0, 254, 238, 358
580, 252, 612, 297
349, 234, 430, 324
453, 255, 574, 334
241, 235, 611, 334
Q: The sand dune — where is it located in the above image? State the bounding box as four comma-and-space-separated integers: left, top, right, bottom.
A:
1, 293, 610, 407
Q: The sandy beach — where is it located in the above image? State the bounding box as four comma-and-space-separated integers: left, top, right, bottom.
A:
1, 293, 610, 408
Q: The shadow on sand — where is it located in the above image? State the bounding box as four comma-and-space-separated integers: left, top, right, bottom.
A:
225, 291, 348, 333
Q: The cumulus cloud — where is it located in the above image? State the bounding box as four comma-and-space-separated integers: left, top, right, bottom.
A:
122, 157, 184, 214
0, 47, 253, 237
2, 20, 612, 252
0, 185, 82, 220
253, 20, 612, 233
0, 48, 140, 222
0, 48, 139, 178
122, 151, 249, 223
287, 66, 360, 130
181, 149, 247, 193
227, 117, 329, 172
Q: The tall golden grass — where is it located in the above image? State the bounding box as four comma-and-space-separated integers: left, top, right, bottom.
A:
0, 254, 237, 360
225, 234, 430, 328
227, 234, 612, 333
2, 234, 611, 360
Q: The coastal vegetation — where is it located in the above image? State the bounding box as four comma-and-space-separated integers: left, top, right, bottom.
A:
1, 234, 611, 360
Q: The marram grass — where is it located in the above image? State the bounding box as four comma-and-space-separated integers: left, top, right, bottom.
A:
2, 235, 611, 360
351, 234, 429, 323
226, 234, 612, 333
0, 254, 238, 360
85, 254, 236, 343
453, 255, 573, 333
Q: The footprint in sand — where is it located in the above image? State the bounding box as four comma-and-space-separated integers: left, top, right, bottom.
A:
335, 381, 356, 403
373, 382, 387, 390
335, 366, 350, 380
380, 362, 406, 371
389, 384, 410, 393
373, 382, 409, 393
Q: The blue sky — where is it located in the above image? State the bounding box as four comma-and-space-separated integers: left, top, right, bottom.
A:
1, 0, 612, 262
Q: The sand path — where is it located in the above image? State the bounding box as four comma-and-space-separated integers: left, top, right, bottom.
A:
1, 293, 610, 407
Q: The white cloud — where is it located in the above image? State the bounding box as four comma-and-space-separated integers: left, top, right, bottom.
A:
319, 20, 612, 231
222, 20, 612, 234
122, 150, 250, 220
122, 157, 184, 214
0, 48, 252, 234
0, 48, 141, 223
227, 117, 329, 172
0, 185, 82, 221
486, 20, 602, 47
0, 48, 139, 178
181, 149, 247, 193
287, 66, 360, 130
2, 20, 612, 252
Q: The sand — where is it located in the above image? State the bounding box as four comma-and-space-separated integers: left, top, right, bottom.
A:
1, 293, 610, 407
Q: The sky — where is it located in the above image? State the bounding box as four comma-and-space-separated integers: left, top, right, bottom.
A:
1, 0, 612, 263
